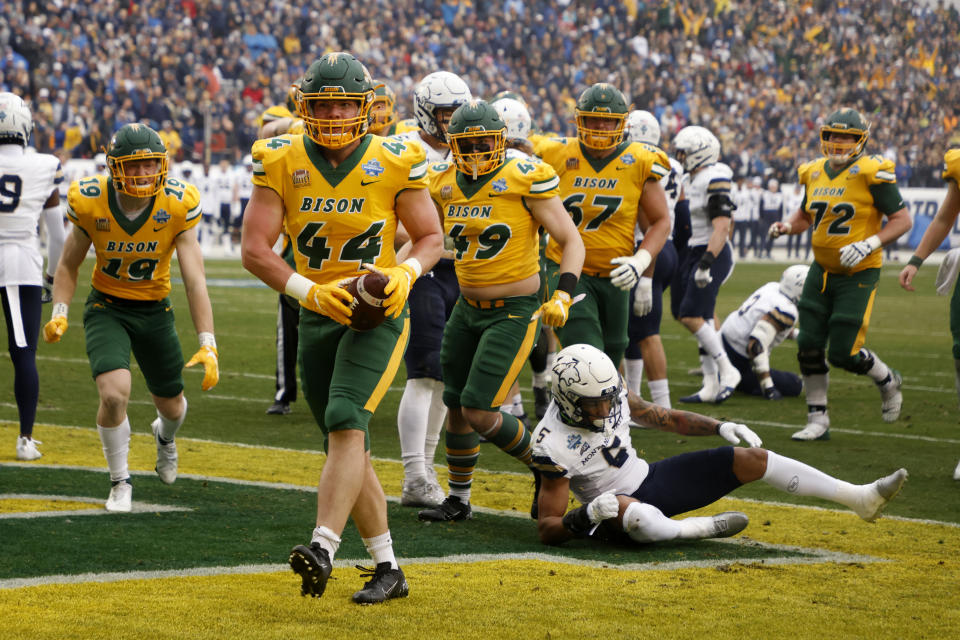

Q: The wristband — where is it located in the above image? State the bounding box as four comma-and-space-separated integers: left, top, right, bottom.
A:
52, 302, 68, 318
402, 257, 423, 278
698, 251, 716, 271
557, 272, 578, 296
561, 505, 593, 537
907, 255, 923, 268
198, 332, 217, 350
284, 272, 314, 301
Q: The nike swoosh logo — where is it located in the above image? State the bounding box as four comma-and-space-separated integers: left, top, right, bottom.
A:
615, 166, 629, 170
153, 227, 165, 232
360, 179, 381, 186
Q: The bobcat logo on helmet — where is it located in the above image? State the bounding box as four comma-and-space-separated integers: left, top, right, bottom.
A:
550, 344, 623, 436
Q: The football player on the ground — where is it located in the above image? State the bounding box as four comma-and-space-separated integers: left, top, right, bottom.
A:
241, 53, 443, 604
0, 92, 65, 460
622, 109, 683, 409
532, 344, 908, 546
769, 108, 911, 440
390, 71, 472, 509
44, 123, 218, 511
898, 147, 960, 479
670, 125, 742, 404
534, 84, 671, 368
719, 265, 806, 399
416, 100, 584, 523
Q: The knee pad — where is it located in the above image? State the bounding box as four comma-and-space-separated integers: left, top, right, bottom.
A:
622, 501, 678, 543
797, 349, 828, 376
830, 347, 873, 375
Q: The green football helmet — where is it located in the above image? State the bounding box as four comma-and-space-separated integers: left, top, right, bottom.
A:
575, 83, 628, 150
820, 108, 870, 163
369, 81, 398, 133
106, 123, 168, 197
297, 53, 374, 148
447, 99, 506, 179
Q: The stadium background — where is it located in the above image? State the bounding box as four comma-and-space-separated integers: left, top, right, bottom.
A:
2, 1, 960, 637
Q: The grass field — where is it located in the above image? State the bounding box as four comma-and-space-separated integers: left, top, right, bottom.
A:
2, 257, 959, 638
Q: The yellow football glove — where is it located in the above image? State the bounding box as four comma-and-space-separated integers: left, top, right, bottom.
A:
304, 281, 353, 325
532, 290, 573, 328
364, 262, 418, 318
185, 345, 220, 391
43, 311, 68, 343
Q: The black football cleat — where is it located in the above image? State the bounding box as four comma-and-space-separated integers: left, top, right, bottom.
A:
289, 542, 332, 598
266, 401, 291, 415
351, 563, 409, 604
533, 386, 549, 420
418, 495, 472, 522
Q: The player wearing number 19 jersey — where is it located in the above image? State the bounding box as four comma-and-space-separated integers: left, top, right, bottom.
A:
769, 108, 912, 441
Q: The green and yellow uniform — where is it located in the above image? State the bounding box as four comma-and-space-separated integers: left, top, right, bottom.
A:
943, 149, 960, 359
251, 133, 427, 446
395, 118, 418, 135
66, 175, 201, 394
535, 136, 670, 362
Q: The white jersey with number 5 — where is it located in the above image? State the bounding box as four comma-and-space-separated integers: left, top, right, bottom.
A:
720, 282, 797, 358
531, 390, 649, 505
0, 147, 63, 285
684, 162, 734, 247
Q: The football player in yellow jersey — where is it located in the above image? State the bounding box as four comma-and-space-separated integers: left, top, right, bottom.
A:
257, 81, 301, 139
416, 100, 584, 523
367, 82, 404, 137
43, 123, 218, 512
768, 108, 911, 441
899, 147, 960, 479
240, 53, 443, 604
534, 83, 671, 366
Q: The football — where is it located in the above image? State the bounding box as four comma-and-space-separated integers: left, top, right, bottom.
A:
344, 271, 390, 331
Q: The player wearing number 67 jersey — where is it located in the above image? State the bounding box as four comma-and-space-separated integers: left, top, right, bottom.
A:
45, 123, 219, 513
768, 108, 911, 441
534, 83, 671, 367
416, 99, 584, 525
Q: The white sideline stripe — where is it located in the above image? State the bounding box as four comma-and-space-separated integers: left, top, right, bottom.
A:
0, 545, 884, 591
0, 493, 191, 519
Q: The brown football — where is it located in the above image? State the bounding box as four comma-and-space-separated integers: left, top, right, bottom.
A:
344, 271, 389, 331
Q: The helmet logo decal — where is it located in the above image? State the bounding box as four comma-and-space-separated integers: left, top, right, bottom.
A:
554, 359, 582, 387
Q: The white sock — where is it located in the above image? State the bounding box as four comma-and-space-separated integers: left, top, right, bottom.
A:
804, 372, 829, 407
424, 379, 447, 474
157, 396, 187, 442
398, 378, 433, 480
694, 323, 725, 360
98, 418, 131, 482
449, 486, 471, 503
362, 531, 398, 569
545, 351, 556, 375
761, 451, 860, 509
510, 393, 525, 417
311, 525, 341, 560
648, 379, 671, 408
624, 357, 644, 395
863, 349, 891, 384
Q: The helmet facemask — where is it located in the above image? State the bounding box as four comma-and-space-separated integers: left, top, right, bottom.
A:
369, 83, 398, 131
298, 91, 373, 149
449, 128, 505, 179
109, 153, 168, 198
820, 126, 868, 164
576, 110, 627, 150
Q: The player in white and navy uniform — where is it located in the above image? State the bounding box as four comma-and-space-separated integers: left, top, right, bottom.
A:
0, 93, 65, 460
758, 178, 784, 258
531, 344, 908, 546
623, 110, 682, 408
390, 71, 472, 508
670, 126, 741, 404
235, 154, 254, 230
209, 158, 238, 245
720, 265, 805, 399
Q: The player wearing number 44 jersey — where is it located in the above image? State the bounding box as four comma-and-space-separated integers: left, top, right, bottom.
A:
45, 123, 219, 513
769, 108, 911, 441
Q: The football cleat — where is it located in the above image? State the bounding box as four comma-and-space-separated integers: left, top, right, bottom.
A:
418, 495, 472, 522
289, 542, 333, 598
708, 511, 750, 538
679, 385, 719, 404
401, 476, 444, 508
16, 436, 42, 461
105, 480, 133, 512
953, 459, 960, 481
716, 363, 741, 403
854, 468, 908, 522
151, 418, 178, 484
533, 385, 550, 420
878, 370, 902, 423
792, 411, 830, 441
351, 563, 409, 605
266, 400, 291, 415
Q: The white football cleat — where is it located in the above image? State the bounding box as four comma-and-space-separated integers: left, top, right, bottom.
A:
105, 481, 133, 513
679, 381, 720, 404
879, 370, 902, 423
792, 411, 830, 441
953, 459, 960, 481
716, 362, 742, 403
681, 511, 750, 540
16, 436, 42, 461
152, 418, 178, 484
400, 476, 444, 508
854, 468, 908, 522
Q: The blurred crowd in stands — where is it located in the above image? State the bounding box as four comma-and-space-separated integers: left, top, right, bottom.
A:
3, 0, 959, 186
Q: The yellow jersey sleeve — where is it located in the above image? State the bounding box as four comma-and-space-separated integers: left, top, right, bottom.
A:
864, 155, 897, 185
942, 149, 960, 185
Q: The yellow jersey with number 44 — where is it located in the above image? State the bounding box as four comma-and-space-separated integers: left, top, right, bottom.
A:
427, 157, 559, 288
535, 137, 670, 276
942, 148, 960, 185
252, 134, 427, 285
66, 175, 201, 300
799, 154, 904, 274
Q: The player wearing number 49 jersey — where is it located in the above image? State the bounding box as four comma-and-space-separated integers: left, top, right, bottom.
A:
46, 123, 219, 513
768, 108, 911, 441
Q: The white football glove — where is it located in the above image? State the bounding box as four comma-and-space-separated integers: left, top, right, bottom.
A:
718, 422, 763, 448
694, 266, 713, 288
585, 492, 620, 524
768, 221, 791, 239
633, 276, 653, 316
609, 249, 651, 291
838, 235, 881, 268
